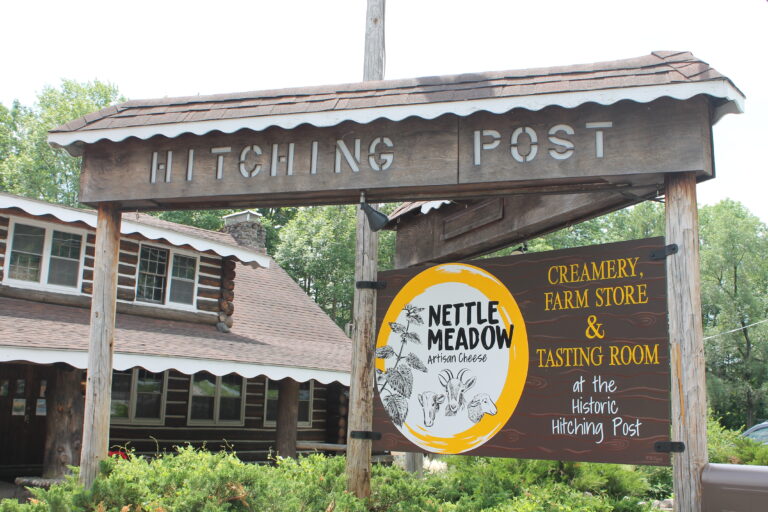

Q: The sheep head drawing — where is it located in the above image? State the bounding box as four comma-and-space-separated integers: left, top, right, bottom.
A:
467, 392, 498, 424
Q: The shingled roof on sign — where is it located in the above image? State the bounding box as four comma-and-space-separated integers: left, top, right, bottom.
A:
48, 52, 744, 155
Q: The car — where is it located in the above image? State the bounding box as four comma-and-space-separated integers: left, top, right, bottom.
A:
742, 421, 768, 444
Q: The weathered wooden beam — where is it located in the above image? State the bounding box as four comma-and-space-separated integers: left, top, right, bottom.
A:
347, 0, 385, 499
43, 365, 84, 478
393, 188, 658, 267
276, 378, 299, 458
296, 442, 347, 452
80, 202, 121, 488
665, 172, 707, 512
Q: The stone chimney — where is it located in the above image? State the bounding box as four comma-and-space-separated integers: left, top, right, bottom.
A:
222, 210, 267, 254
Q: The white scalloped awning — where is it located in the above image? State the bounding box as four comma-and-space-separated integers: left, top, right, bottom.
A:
48, 80, 744, 150
0, 346, 348, 385
0, 192, 269, 268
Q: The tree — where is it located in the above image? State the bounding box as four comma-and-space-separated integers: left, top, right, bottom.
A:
275, 205, 357, 328
700, 200, 768, 429
275, 204, 395, 328
0, 79, 122, 206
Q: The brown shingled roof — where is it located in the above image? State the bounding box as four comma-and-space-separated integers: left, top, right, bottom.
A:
51, 51, 739, 136
0, 260, 351, 378
127, 212, 238, 247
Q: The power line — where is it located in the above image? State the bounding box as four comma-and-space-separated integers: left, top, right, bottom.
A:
703, 318, 768, 341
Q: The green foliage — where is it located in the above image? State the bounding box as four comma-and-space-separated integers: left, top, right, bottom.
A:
0, 80, 123, 206
274, 204, 395, 327
700, 200, 768, 429
422, 456, 654, 511
486, 484, 616, 512
1, 449, 673, 512
708, 411, 768, 465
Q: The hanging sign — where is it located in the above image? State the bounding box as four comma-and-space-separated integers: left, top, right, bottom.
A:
77, 98, 710, 208
373, 237, 671, 465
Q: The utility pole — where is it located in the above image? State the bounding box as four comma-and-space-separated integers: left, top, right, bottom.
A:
346, 0, 385, 500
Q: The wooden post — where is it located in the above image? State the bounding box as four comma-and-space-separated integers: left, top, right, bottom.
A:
346, 0, 385, 500
43, 365, 85, 478
80, 202, 121, 487
405, 452, 423, 477
665, 172, 707, 512
346, 198, 380, 498
276, 378, 299, 458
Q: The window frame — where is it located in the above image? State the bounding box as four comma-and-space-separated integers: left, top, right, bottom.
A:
134, 243, 200, 311
110, 368, 168, 426
263, 379, 314, 428
186, 373, 247, 426
2, 216, 87, 295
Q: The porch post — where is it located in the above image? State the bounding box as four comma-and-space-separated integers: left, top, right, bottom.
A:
665, 172, 707, 512
80, 202, 121, 487
276, 378, 299, 458
43, 365, 85, 478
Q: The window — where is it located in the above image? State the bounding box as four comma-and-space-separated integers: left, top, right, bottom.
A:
136, 245, 198, 307
263, 379, 313, 427
110, 369, 167, 424
188, 372, 245, 425
5, 220, 84, 291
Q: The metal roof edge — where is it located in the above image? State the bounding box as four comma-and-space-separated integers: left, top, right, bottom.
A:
0, 346, 349, 385
0, 192, 270, 268
48, 80, 744, 154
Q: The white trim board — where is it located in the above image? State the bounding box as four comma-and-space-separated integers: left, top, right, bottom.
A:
48, 81, 744, 151
0, 346, 349, 386
0, 192, 269, 268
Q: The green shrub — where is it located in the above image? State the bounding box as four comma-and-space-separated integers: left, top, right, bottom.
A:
485, 484, 615, 512
20, 437, 768, 511
708, 411, 768, 464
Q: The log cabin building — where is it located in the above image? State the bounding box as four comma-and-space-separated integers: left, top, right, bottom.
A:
0, 192, 351, 479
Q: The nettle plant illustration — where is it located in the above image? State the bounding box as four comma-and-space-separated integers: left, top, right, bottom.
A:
376, 304, 428, 426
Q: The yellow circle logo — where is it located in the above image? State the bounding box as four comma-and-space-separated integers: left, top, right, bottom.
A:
376, 263, 528, 453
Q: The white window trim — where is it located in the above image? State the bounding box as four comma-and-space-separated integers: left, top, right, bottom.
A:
187, 374, 247, 426
2, 216, 87, 296
110, 369, 168, 426
263, 379, 314, 428
134, 243, 200, 312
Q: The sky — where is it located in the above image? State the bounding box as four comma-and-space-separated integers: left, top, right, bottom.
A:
1, 0, 766, 222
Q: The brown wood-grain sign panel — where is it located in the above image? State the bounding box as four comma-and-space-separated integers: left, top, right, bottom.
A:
373, 238, 670, 465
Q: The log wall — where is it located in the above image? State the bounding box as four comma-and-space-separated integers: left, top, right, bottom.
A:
0, 215, 8, 281
0, 210, 223, 321
108, 371, 333, 461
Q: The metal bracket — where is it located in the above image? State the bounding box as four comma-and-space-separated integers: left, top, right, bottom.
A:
654, 441, 685, 453
650, 244, 678, 260
356, 281, 386, 290
350, 430, 382, 441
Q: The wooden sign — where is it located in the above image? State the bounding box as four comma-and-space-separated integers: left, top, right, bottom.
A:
78, 98, 710, 209
373, 238, 670, 466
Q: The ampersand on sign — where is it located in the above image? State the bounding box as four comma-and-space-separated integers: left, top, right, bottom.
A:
585, 315, 605, 339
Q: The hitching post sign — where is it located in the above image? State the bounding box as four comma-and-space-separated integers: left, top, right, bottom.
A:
373, 237, 671, 465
